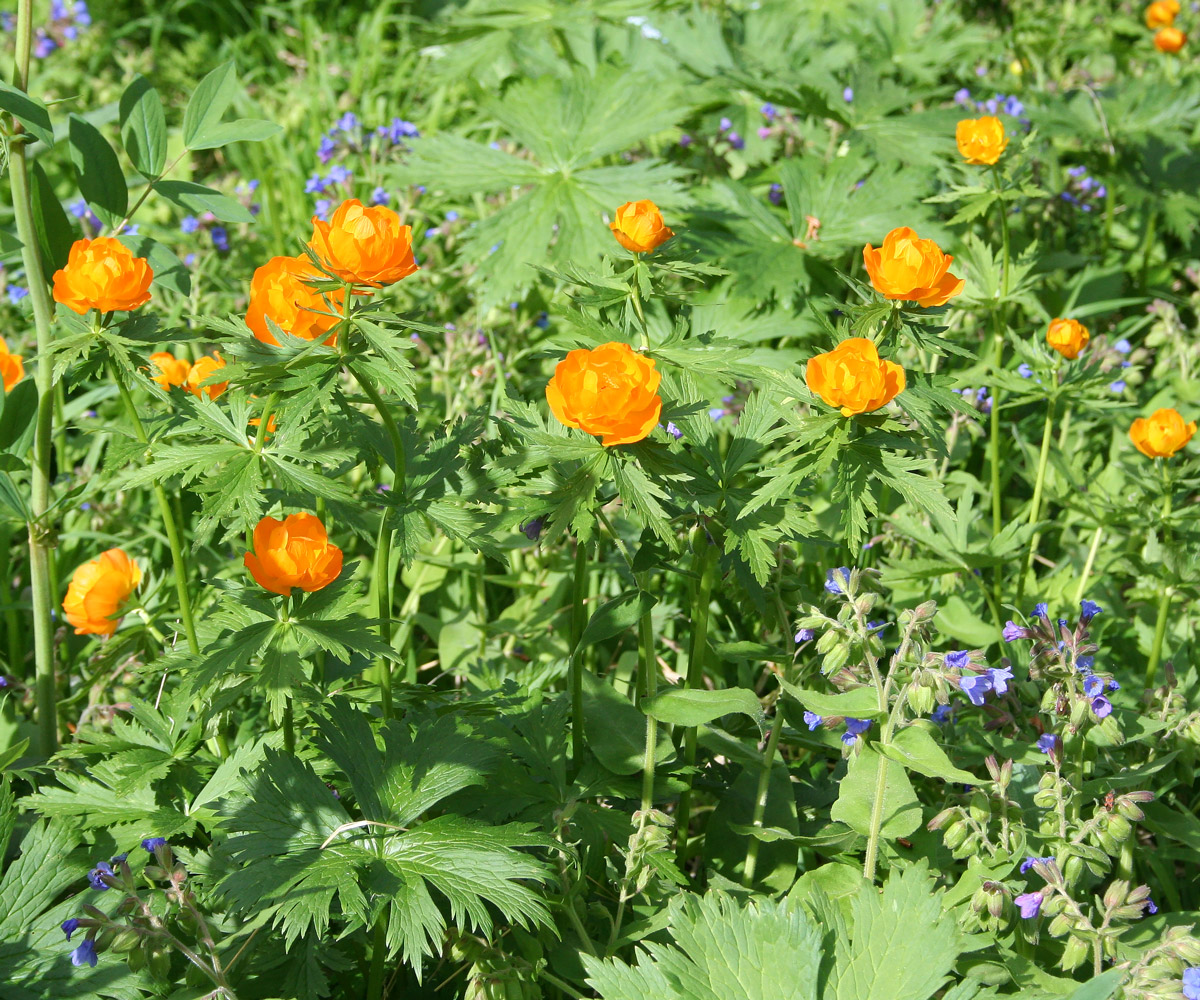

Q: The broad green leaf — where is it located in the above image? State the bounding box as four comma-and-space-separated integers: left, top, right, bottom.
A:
642, 686, 764, 733
152, 180, 255, 222
779, 679, 886, 720
0, 82, 54, 147
705, 751, 799, 892
579, 589, 657, 649
830, 747, 921, 838
116, 233, 190, 297
879, 726, 978, 783
1066, 969, 1125, 1000
181, 60, 239, 147
188, 118, 282, 149
580, 671, 673, 776
67, 114, 128, 227
119, 75, 167, 177
31, 162, 73, 275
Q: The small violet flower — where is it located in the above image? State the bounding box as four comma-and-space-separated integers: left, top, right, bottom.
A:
87, 862, 113, 891
1080, 599, 1102, 623
959, 673, 992, 707
1091, 696, 1113, 719
61, 918, 80, 940
1183, 968, 1200, 1000
795, 628, 816, 643
986, 665, 1013, 695
1002, 621, 1028, 642
824, 568, 849, 595
1020, 855, 1054, 873
1036, 733, 1058, 754
841, 718, 871, 745
71, 938, 98, 968
931, 704, 954, 724
944, 650, 971, 669
141, 837, 167, 853
802, 711, 822, 731
1015, 891, 1044, 919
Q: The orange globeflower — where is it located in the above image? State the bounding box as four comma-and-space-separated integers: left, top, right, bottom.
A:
185, 352, 228, 400
246, 255, 345, 346
1045, 318, 1090, 360
609, 200, 674, 254
62, 548, 142, 637
1145, 0, 1180, 28
1129, 408, 1196, 459
956, 116, 1008, 166
1154, 26, 1186, 51
863, 227, 964, 308
0, 340, 24, 392
149, 352, 191, 391
545, 341, 662, 446
52, 237, 153, 315
244, 513, 343, 596
308, 199, 418, 287
805, 337, 906, 417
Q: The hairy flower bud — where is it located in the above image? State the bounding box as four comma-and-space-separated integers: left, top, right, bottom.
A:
1060, 935, 1089, 971
1106, 814, 1132, 843
943, 820, 969, 850
927, 807, 959, 831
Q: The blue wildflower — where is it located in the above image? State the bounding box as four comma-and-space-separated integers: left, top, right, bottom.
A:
795, 628, 816, 642
1109, 379, 1126, 393
141, 837, 167, 853
1031, 603, 1048, 619
61, 918, 80, 940
534, 311, 549, 329
326, 164, 351, 185
7, 286, 29, 304
211, 227, 229, 253
768, 183, 783, 205
519, 518, 543, 541
1080, 599, 1102, 624
304, 174, 326, 194
383, 118, 419, 142
728, 132, 744, 149
1002, 621, 1027, 642
371, 186, 389, 206
1002, 96, 1024, 116
841, 718, 871, 745
1076, 655, 1095, 673
1146, 897, 1157, 914
315, 199, 333, 218
719, 116, 732, 132
665, 421, 682, 440
180, 215, 200, 233
334, 111, 359, 133
87, 862, 113, 891
953, 88, 971, 105
959, 673, 992, 706
824, 568, 850, 595
931, 704, 953, 724
317, 135, 338, 162
1019, 855, 1054, 873
944, 649, 971, 669
445, 210, 459, 222
761, 103, 777, 119
1036, 733, 1058, 754
987, 665, 1013, 695
679, 134, 693, 147
1067, 165, 1087, 178
1015, 891, 1043, 919
1114, 338, 1132, 354
1017, 362, 1033, 378
33, 32, 56, 58
1091, 696, 1113, 719
1083, 674, 1104, 698
1108, 679, 1120, 691
708, 407, 726, 421
1185, 969, 1200, 1000
842, 87, 854, 102
802, 711, 822, 731
70, 938, 97, 968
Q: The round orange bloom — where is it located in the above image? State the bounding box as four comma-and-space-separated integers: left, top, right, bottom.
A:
62, 548, 142, 636
246, 255, 345, 347
609, 200, 674, 254
244, 513, 344, 596
862, 227, 964, 308
1154, 26, 1186, 51
308, 199, 418, 287
185, 353, 228, 400
1145, 0, 1180, 28
1129, 408, 1196, 459
1045, 318, 1090, 360
805, 337, 906, 417
0, 340, 25, 393
545, 342, 662, 446
52, 237, 153, 315
956, 116, 1008, 166
149, 351, 191, 391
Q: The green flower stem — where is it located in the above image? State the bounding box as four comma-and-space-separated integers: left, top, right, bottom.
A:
989, 164, 1011, 621
1145, 464, 1174, 689
638, 572, 658, 815
11, 0, 59, 756
628, 257, 650, 349
568, 534, 590, 773
251, 392, 279, 453
1015, 392, 1057, 612
1072, 526, 1104, 605
347, 362, 406, 716
108, 364, 201, 659
674, 535, 717, 868
366, 913, 388, 1000
742, 688, 785, 887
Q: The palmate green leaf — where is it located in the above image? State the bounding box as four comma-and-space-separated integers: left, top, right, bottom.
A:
399, 67, 687, 304
20, 770, 192, 836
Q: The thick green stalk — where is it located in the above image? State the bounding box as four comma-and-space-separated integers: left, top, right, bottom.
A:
638, 572, 657, 815
109, 365, 200, 657
366, 914, 388, 1000
10, 0, 59, 756
568, 536, 589, 772
742, 692, 785, 886
1072, 526, 1104, 605
1145, 468, 1174, 689
1015, 395, 1056, 612
862, 667, 891, 883
628, 257, 650, 349
674, 537, 716, 867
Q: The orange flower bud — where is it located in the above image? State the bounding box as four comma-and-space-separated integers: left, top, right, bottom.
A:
1129, 408, 1196, 459
244, 512, 344, 596
956, 116, 1009, 166
545, 341, 662, 446
0, 340, 25, 393
52, 237, 153, 315
185, 353, 228, 400
62, 547, 142, 636
805, 337, 906, 417
308, 199, 418, 287
1154, 25, 1186, 51
149, 351, 191, 391
1045, 318, 1090, 360
609, 200, 674, 254
1145, 0, 1180, 28
862, 227, 964, 308
246, 255, 345, 347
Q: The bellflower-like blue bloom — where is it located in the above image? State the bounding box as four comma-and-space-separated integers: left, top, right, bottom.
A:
795, 628, 815, 642
518, 518, 543, 541
326, 164, 352, 185
1036, 733, 1058, 754
1114, 338, 1132, 354
211, 227, 229, 253
953, 88, 971, 105
708, 407, 726, 421
1002, 621, 1027, 642
33, 32, 56, 58
768, 183, 783, 205
959, 673, 992, 706
304, 174, 326, 194
141, 837, 167, 853
1031, 602, 1048, 618
7, 286, 29, 304
1017, 362, 1033, 378
1003, 96, 1024, 116
1146, 897, 1157, 915
842, 718, 871, 745
61, 918, 80, 940
1091, 696, 1113, 719
931, 704, 953, 724
334, 111, 359, 133
719, 116, 732, 132
180, 215, 200, 233
728, 132, 745, 149
1076, 655, 1095, 673
987, 665, 1013, 695
1109, 679, 1120, 691
824, 568, 849, 595
1067, 165, 1088, 178
679, 133, 693, 147
665, 421, 683, 440
1020, 855, 1054, 873
87, 862, 113, 891
803, 711, 822, 731
1083, 674, 1104, 698
371, 186, 389, 206
1080, 599, 1102, 623
315, 199, 333, 218
1015, 892, 1044, 919
445, 210, 459, 222
534, 311, 549, 329
944, 650, 970, 669
71, 938, 98, 967
761, 102, 777, 119
317, 135, 338, 162
1109, 379, 1126, 393
1183, 968, 1200, 1000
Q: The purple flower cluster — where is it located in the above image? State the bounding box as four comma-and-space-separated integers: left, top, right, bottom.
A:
1060, 165, 1106, 212
956, 386, 992, 413
68, 199, 102, 237
308, 114, 419, 216
2, 1, 91, 58
953, 89, 1029, 128
958, 665, 1013, 706
717, 116, 744, 150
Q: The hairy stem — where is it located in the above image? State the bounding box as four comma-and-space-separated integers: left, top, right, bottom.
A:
568, 535, 590, 773
743, 690, 785, 886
